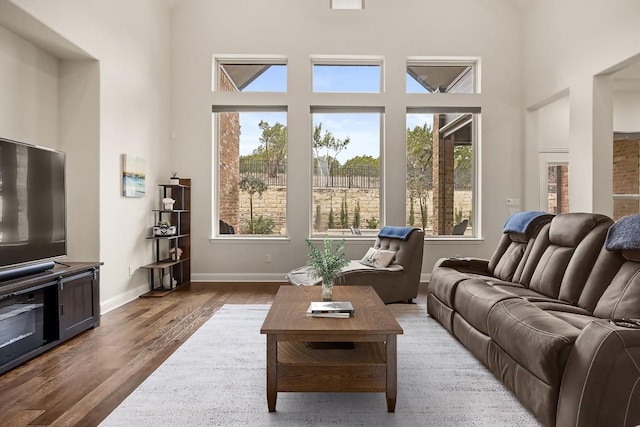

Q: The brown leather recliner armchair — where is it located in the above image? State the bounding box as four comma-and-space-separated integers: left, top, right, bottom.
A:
287, 227, 425, 304
339, 228, 425, 303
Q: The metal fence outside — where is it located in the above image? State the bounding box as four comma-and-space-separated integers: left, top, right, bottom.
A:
239, 159, 471, 190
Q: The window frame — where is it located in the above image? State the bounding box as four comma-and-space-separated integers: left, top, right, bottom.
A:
210, 55, 483, 241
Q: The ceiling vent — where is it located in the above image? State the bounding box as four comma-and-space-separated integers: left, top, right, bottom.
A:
331, 0, 364, 10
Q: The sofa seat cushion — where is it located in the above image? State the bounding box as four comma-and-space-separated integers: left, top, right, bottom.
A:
487, 298, 581, 387
483, 278, 525, 288
492, 285, 550, 300
429, 267, 472, 308
545, 310, 598, 330
531, 301, 593, 317
454, 279, 519, 335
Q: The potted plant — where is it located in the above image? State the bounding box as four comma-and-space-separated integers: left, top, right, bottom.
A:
305, 237, 350, 301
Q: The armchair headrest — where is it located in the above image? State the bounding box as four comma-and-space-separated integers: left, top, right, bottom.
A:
378, 226, 418, 241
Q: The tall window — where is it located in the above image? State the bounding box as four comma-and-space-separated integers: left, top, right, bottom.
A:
213, 58, 288, 237
214, 109, 287, 236
406, 111, 477, 236
311, 111, 382, 236
405, 59, 479, 237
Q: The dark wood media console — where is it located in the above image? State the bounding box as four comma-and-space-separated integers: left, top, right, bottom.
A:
0, 262, 101, 375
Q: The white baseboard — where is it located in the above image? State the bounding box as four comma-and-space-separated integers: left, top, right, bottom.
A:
191, 272, 289, 282
100, 283, 150, 314
191, 272, 431, 283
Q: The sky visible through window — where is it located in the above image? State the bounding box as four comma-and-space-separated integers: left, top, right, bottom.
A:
238, 66, 432, 158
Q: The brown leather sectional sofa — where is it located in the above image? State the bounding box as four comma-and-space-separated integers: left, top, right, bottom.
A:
428, 212, 640, 426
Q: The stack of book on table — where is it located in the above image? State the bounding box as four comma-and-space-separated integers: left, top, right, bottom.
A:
306, 301, 355, 318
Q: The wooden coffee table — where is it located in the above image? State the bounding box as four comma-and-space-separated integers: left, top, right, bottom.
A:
260, 285, 403, 412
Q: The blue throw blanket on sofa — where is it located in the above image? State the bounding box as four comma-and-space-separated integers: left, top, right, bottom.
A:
378, 226, 416, 240
606, 215, 640, 251
503, 211, 549, 234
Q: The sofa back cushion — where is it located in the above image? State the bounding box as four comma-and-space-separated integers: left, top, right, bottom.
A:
593, 261, 640, 319
577, 246, 626, 312
592, 220, 640, 319
487, 234, 526, 282
520, 213, 613, 300
487, 213, 553, 283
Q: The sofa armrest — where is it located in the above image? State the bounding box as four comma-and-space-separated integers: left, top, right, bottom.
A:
557, 319, 640, 427
433, 257, 490, 275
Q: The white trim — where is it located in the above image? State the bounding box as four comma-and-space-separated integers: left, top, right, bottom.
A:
310, 55, 384, 65
214, 54, 289, 64
538, 148, 569, 154
100, 283, 150, 314
612, 194, 640, 199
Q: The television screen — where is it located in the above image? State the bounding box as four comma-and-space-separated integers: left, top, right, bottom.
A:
0, 138, 66, 271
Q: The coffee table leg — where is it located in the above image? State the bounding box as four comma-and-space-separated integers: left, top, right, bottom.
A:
267, 334, 277, 412
386, 335, 397, 412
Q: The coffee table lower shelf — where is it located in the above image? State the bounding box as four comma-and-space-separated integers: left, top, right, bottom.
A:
277, 341, 387, 392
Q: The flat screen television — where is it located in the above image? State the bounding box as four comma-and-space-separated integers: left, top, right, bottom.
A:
0, 137, 66, 280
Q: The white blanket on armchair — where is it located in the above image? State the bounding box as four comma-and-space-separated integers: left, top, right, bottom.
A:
286, 260, 403, 286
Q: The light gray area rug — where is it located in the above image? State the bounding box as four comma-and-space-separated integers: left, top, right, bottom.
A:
101, 304, 540, 427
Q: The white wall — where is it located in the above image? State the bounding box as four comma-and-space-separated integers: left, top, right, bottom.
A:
5, 0, 173, 311
171, 0, 525, 281
0, 24, 59, 146
614, 87, 640, 132
522, 0, 640, 214
538, 96, 570, 151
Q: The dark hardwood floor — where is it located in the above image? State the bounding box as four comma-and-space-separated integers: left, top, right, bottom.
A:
0, 282, 428, 426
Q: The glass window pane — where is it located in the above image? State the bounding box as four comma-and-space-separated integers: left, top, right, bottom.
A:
218, 64, 286, 92
612, 136, 640, 219
215, 110, 287, 235
406, 65, 474, 94
313, 64, 381, 93
547, 164, 569, 214
406, 112, 475, 236
311, 112, 381, 236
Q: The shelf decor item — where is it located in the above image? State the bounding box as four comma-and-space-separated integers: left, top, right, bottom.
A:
162, 197, 175, 210
305, 237, 349, 301
170, 172, 180, 185
153, 220, 176, 236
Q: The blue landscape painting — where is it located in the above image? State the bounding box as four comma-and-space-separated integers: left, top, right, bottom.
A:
122, 154, 146, 198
